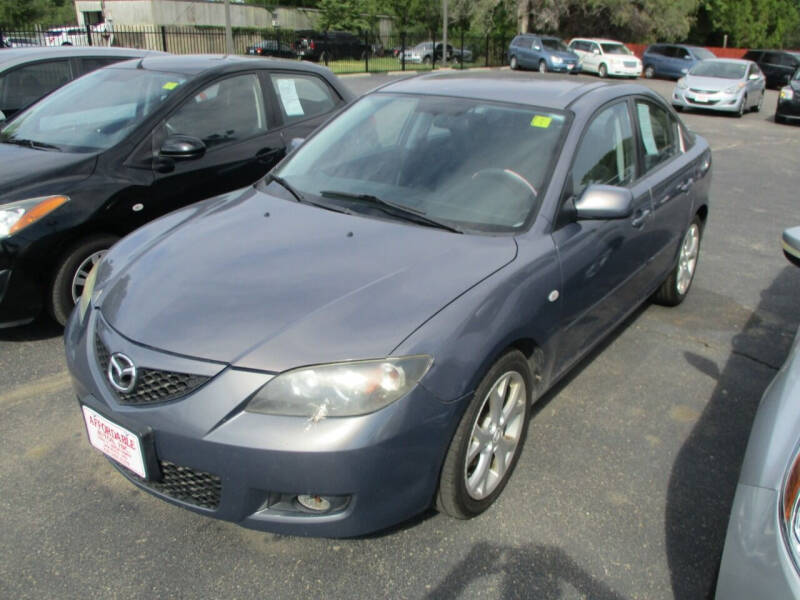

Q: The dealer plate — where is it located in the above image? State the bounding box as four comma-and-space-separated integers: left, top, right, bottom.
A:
82, 405, 147, 478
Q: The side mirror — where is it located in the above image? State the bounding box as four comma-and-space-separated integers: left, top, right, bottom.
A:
0, 109, 6, 125
684, 55, 693, 60
592, 48, 600, 55
574, 185, 633, 220
287, 137, 305, 153
783, 226, 800, 268
749, 73, 760, 80
159, 135, 206, 160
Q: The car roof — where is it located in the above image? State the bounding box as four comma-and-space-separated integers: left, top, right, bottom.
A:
376, 72, 614, 110
0, 46, 163, 70
112, 53, 342, 80
697, 58, 751, 65
572, 38, 625, 44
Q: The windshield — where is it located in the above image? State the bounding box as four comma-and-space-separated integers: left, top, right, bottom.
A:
274, 93, 568, 232
542, 38, 568, 52
601, 43, 630, 55
689, 61, 746, 79
0, 66, 188, 153
692, 47, 716, 60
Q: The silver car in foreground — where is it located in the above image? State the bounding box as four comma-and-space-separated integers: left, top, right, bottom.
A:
715, 227, 800, 598
672, 58, 766, 116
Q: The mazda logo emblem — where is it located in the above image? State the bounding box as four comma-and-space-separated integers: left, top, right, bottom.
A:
108, 353, 137, 393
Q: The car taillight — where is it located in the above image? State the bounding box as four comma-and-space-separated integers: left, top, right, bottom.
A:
310, 40, 315, 50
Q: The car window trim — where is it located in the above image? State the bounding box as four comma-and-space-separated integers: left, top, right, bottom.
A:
631, 95, 683, 178
0, 57, 76, 110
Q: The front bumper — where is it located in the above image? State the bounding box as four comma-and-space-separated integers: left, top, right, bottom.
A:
549, 62, 578, 72
66, 309, 464, 537
0, 245, 42, 327
715, 484, 800, 599
777, 98, 800, 119
606, 62, 641, 77
672, 88, 744, 112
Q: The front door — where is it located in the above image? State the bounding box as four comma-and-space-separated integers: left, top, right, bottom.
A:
552, 100, 652, 375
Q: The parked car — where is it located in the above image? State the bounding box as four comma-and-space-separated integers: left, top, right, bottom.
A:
672, 58, 765, 116
399, 42, 454, 64
508, 34, 579, 73
45, 26, 89, 47
568, 38, 642, 78
0, 55, 352, 327
742, 49, 800, 88
776, 67, 800, 124
0, 47, 163, 122
295, 30, 369, 62
1, 37, 40, 48
642, 44, 715, 79
714, 226, 800, 599
245, 39, 296, 59
65, 74, 711, 537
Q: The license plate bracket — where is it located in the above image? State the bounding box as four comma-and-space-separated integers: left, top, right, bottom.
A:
81, 403, 161, 481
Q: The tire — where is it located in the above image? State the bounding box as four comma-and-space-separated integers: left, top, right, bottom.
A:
644, 65, 654, 79
538, 60, 547, 73
437, 350, 532, 519
423, 55, 431, 65
598, 63, 608, 78
775, 113, 786, 124
48, 234, 118, 326
673, 104, 684, 112
510, 55, 518, 70
652, 217, 702, 307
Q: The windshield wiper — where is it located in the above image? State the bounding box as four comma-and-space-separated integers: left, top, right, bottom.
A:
2, 137, 62, 151
319, 190, 462, 234
265, 173, 305, 203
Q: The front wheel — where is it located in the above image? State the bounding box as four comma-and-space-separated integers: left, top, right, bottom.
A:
423, 55, 431, 65
510, 55, 518, 70
538, 60, 547, 73
598, 63, 608, 78
48, 234, 118, 326
736, 95, 747, 117
652, 217, 702, 306
437, 350, 532, 519
753, 91, 764, 112
644, 65, 654, 79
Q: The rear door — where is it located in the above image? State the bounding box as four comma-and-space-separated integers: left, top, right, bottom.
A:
0, 58, 74, 119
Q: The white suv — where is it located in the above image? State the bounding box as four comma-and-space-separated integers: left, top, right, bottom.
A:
45, 26, 89, 47
568, 38, 642, 78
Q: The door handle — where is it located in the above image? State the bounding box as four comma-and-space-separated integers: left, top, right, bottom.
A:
631, 208, 651, 228
677, 178, 694, 193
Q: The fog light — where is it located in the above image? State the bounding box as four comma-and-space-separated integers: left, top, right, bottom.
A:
297, 494, 332, 512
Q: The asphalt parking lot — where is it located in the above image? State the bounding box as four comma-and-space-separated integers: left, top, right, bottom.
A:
1, 68, 799, 600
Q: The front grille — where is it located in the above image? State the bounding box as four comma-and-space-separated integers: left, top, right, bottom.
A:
689, 88, 718, 94
95, 335, 210, 406
120, 461, 222, 509
623, 61, 638, 68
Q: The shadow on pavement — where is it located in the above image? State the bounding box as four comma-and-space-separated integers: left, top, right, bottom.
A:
426, 541, 627, 600
666, 265, 800, 598
0, 315, 62, 342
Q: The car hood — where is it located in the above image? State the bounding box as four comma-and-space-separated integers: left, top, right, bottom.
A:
550, 49, 578, 60
684, 75, 741, 91
0, 143, 96, 200
99, 186, 518, 371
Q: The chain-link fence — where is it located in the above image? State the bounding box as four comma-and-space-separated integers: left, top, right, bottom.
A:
0, 24, 510, 74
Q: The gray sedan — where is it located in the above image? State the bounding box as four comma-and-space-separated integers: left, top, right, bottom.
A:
672, 58, 766, 116
715, 227, 800, 598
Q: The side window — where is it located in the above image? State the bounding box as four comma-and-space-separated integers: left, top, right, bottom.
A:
271, 73, 338, 124
591, 43, 601, 54
570, 102, 636, 198
79, 57, 125, 75
0, 60, 72, 113
635, 100, 680, 172
165, 73, 267, 148
675, 47, 690, 59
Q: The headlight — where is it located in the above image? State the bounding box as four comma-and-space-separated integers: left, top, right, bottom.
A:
782, 447, 800, 570
77, 259, 100, 323
0, 195, 68, 239
246, 355, 433, 419
551, 56, 563, 64
677, 78, 688, 89
724, 82, 745, 94
781, 87, 794, 100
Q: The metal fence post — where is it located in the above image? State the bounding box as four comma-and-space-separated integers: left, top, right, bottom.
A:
485, 34, 489, 67
460, 29, 464, 70
432, 35, 436, 70
401, 31, 406, 71
0, 29, 5, 49
86, 23, 93, 46
364, 29, 369, 73
500, 34, 506, 65
160, 25, 167, 52
323, 30, 329, 66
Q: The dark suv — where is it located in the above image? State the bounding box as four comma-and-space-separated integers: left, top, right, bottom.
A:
742, 49, 800, 88
295, 31, 370, 62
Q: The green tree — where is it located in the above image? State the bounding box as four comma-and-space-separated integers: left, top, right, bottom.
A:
700, 0, 800, 47
1, 0, 75, 26
318, 0, 368, 31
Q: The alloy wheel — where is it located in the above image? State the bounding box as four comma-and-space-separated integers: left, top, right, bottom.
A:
464, 371, 527, 500
676, 224, 699, 295
71, 250, 106, 304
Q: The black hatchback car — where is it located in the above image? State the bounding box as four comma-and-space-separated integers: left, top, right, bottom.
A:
295, 31, 370, 62
0, 55, 352, 327
776, 67, 800, 123
742, 49, 800, 88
